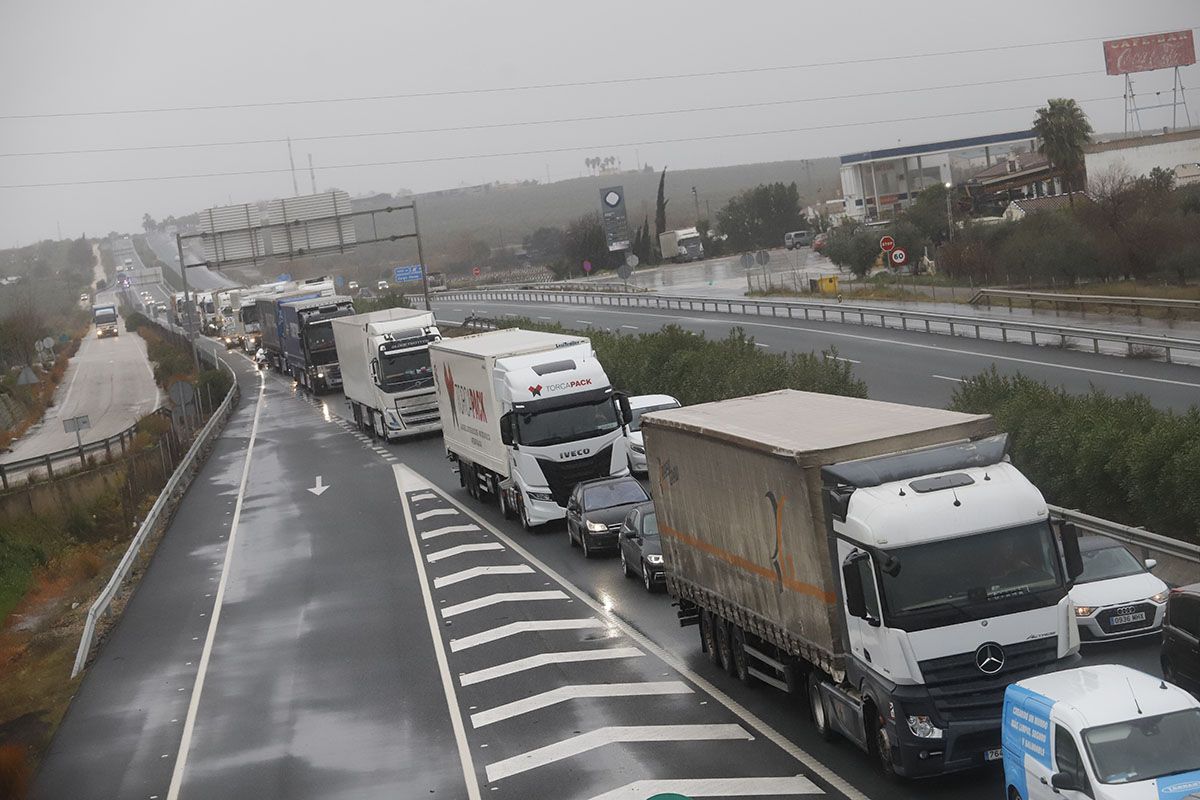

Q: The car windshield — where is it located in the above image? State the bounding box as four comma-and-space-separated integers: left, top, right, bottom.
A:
642, 511, 659, 538
583, 481, 648, 510
629, 402, 679, 432
518, 396, 620, 447
1077, 545, 1145, 583
878, 521, 1064, 625
1083, 708, 1200, 785
379, 348, 433, 392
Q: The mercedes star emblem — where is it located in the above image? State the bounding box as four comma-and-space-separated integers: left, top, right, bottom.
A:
975, 642, 1005, 675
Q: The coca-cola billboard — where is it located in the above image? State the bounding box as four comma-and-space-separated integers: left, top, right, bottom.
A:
1103, 30, 1196, 75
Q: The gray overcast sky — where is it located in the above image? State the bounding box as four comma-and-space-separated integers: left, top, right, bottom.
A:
1, 1, 1196, 246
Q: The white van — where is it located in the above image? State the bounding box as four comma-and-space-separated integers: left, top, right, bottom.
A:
1002, 664, 1200, 800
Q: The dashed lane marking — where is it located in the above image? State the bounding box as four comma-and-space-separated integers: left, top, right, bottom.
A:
484, 724, 752, 782
422, 523, 482, 541
435, 565, 534, 589
931, 373, 965, 383
426, 542, 505, 563
417, 507, 461, 521
458, 647, 644, 686
411, 492, 438, 502
586, 775, 822, 799
449, 618, 604, 652
471, 681, 692, 728
440, 589, 568, 618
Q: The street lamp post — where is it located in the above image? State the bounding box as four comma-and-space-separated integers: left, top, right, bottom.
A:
944, 182, 955, 244
175, 233, 201, 372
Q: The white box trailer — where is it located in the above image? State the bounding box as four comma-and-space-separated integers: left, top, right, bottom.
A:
331, 307, 441, 441
430, 328, 631, 528
643, 390, 1083, 779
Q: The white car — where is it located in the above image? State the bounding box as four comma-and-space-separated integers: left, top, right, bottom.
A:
1070, 535, 1169, 642
348, 280, 359, 291
625, 394, 680, 474
377, 280, 389, 291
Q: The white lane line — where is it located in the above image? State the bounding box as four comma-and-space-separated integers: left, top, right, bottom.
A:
426, 542, 505, 563
485, 724, 751, 782
575, 320, 593, 325
441, 590, 568, 618
393, 471, 483, 800
754, 342, 770, 348
416, 507, 459, 521
471, 681, 692, 728
410, 491, 438, 502
831, 356, 861, 364
421, 523, 481, 540
459, 647, 643, 686
403, 466, 869, 800
620, 324, 639, 330
537, 316, 553, 320
166, 370, 266, 800
450, 618, 604, 652
434, 565, 534, 589
586, 775, 822, 799
931, 374, 965, 383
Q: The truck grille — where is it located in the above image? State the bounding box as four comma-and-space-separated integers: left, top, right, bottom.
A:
536, 446, 614, 507
918, 637, 1059, 722
399, 393, 440, 428
1097, 602, 1156, 635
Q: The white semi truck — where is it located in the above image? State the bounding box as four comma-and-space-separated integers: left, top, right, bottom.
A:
658, 227, 705, 262
642, 390, 1084, 779
429, 328, 632, 528
331, 307, 442, 441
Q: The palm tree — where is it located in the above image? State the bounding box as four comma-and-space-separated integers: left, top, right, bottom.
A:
1033, 98, 1093, 207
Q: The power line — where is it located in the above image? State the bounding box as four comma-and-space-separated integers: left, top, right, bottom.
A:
0, 29, 1175, 121
0, 70, 1102, 158
0, 95, 1120, 189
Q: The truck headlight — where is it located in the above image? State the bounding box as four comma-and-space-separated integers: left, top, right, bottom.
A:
1074, 605, 1097, 617
1149, 591, 1169, 604
630, 443, 645, 454
317, 372, 325, 379
645, 554, 663, 565
906, 715, 943, 739
586, 520, 608, 533
527, 491, 554, 503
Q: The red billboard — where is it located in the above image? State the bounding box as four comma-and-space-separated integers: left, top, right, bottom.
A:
1104, 30, 1196, 75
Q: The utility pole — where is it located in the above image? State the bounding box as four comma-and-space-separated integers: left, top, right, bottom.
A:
175, 233, 201, 372
287, 137, 299, 196
945, 182, 955, 244
692, 186, 700, 223
412, 200, 432, 312
308, 153, 317, 194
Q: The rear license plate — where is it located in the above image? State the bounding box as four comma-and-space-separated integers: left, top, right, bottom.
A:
985, 748, 1003, 762
1111, 612, 1147, 626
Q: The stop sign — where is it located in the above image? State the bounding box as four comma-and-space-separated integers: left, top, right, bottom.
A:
879, 235, 895, 252
472, 267, 481, 277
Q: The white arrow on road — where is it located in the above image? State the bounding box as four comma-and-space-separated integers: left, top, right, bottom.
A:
307, 476, 330, 496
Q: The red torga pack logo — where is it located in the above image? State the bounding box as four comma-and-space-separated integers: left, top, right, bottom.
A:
442, 364, 488, 427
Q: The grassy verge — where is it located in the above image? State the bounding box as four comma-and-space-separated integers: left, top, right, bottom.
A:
0, 327, 87, 452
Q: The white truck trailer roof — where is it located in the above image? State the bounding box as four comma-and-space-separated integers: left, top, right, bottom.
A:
433, 328, 588, 359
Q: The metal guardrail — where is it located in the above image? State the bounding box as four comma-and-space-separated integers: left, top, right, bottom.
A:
434, 289, 1200, 363
972, 288, 1200, 316
71, 347, 240, 677
1051, 505, 1200, 567
0, 421, 142, 490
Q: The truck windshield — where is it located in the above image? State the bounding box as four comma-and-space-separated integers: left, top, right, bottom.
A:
93, 309, 117, 324
518, 396, 620, 447
379, 348, 433, 392
1083, 708, 1200, 785
240, 306, 259, 324
304, 322, 336, 352
877, 521, 1064, 630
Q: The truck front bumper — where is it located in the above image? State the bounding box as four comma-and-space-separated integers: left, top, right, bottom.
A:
523, 493, 566, 526
889, 715, 1003, 778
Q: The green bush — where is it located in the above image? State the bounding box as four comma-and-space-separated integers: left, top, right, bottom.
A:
951, 368, 1200, 545
494, 318, 867, 404
124, 311, 151, 332
196, 368, 233, 408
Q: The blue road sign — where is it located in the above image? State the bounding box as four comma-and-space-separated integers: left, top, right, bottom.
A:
335, 276, 345, 287
276, 273, 291, 282
393, 264, 424, 283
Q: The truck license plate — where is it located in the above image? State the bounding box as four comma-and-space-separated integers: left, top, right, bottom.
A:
1111, 612, 1146, 626
985, 748, 1003, 762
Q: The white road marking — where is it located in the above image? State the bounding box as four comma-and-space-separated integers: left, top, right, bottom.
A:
459, 647, 644, 686
426, 542, 505, 563
449, 618, 605, 652
485, 724, 752, 782
410, 492, 438, 501
422, 523, 482, 540
537, 316, 553, 320
306, 475, 330, 496
620, 324, 639, 330
166, 370, 266, 800
406, 466, 870, 800
393, 471, 483, 800
931, 374, 965, 383
434, 565, 534, 589
586, 775, 823, 799
416, 507, 459, 521
754, 342, 770, 348
575, 320, 593, 325
441, 590, 568, 618
471, 681, 692, 728
831, 356, 861, 364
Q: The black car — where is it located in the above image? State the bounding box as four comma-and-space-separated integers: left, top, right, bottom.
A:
619, 502, 664, 592
566, 477, 650, 558
1162, 583, 1200, 696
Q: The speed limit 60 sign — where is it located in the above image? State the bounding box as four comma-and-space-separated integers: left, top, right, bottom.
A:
890, 248, 908, 266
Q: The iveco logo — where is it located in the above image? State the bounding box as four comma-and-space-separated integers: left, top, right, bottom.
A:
975, 642, 1006, 675
560, 448, 590, 459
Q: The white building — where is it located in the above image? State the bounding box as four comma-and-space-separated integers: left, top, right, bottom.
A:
1085, 127, 1200, 186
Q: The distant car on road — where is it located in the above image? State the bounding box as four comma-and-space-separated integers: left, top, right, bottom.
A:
618, 501, 664, 592
565, 477, 650, 558
625, 394, 680, 474
377, 280, 389, 291
1162, 584, 1200, 696
784, 230, 812, 249
1070, 535, 1169, 641
812, 233, 828, 253
79, 292, 89, 302
348, 280, 359, 292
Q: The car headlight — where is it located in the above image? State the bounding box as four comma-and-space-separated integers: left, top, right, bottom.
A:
645, 554, 663, 565
1074, 605, 1097, 617
1150, 591, 1169, 604
630, 443, 645, 454
527, 491, 554, 503
906, 715, 943, 739
317, 372, 325, 379
586, 520, 608, 532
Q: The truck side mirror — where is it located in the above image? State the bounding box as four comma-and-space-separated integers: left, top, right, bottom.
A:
1050, 772, 1077, 791
370, 358, 379, 383
1060, 522, 1084, 581
842, 557, 868, 620
616, 393, 633, 426
499, 412, 515, 447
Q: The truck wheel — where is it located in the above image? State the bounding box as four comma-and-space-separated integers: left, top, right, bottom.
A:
463, 463, 478, 500
520, 499, 535, 531
807, 673, 834, 741
498, 487, 515, 520
699, 610, 720, 666
730, 627, 754, 683
868, 705, 898, 780
715, 618, 735, 674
